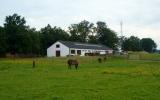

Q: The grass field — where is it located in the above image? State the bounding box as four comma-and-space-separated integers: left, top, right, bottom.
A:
0, 56, 160, 100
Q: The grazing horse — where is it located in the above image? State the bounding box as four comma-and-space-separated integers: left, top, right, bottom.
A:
67, 59, 79, 69
103, 56, 107, 61
98, 58, 102, 63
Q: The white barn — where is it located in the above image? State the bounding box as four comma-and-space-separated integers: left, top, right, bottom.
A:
47, 40, 113, 57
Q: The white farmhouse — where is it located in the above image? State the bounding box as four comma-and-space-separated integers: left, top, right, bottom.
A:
47, 40, 113, 57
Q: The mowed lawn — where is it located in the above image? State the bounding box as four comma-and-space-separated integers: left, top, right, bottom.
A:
0, 56, 160, 100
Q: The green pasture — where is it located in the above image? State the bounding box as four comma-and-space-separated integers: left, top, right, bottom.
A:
0, 55, 160, 100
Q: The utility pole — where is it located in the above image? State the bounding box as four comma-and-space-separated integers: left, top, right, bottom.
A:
120, 21, 123, 37
120, 21, 123, 51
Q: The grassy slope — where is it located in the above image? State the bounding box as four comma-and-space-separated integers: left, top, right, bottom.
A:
0, 57, 160, 100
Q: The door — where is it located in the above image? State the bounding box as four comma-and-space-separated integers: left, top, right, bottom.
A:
56, 50, 60, 57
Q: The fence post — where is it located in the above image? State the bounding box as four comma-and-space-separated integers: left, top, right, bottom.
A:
33, 60, 35, 68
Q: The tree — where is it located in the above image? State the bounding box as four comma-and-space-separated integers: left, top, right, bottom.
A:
88, 27, 98, 43
26, 28, 41, 56
68, 24, 81, 42
122, 36, 141, 51
4, 13, 28, 54
96, 21, 118, 49
88, 35, 98, 44
140, 38, 157, 52
0, 26, 7, 57
69, 20, 94, 42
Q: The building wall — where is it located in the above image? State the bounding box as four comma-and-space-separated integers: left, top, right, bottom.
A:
47, 41, 69, 57
47, 41, 113, 57
69, 48, 113, 56
108, 50, 113, 54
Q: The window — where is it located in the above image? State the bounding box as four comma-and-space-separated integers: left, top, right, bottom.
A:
56, 44, 60, 48
71, 50, 75, 54
77, 50, 81, 55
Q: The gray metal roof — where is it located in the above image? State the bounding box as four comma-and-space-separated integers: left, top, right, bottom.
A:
58, 40, 112, 50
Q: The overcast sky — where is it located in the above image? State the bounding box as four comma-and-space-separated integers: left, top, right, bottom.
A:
0, 0, 160, 48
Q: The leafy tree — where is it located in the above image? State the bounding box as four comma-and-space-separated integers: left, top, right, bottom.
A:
96, 21, 118, 48
0, 26, 7, 57
26, 28, 41, 56
69, 20, 94, 42
88, 35, 98, 44
140, 38, 157, 52
88, 27, 98, 43
68, 24, 82, 42
4, 13, 28, 54
122, 36, 141, 51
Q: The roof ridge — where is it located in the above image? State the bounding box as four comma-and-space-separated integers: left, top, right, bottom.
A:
57, 40, 112, 50
58, 40, 104, 45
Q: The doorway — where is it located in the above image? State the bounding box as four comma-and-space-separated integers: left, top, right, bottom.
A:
56, 50, 60, 57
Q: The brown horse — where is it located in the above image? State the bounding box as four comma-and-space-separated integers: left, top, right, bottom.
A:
67, 59, 79, 69
98, 58, 102, 63
103, 56, 107, 61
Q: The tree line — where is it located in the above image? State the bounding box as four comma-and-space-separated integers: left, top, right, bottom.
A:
0, 14, 157, 57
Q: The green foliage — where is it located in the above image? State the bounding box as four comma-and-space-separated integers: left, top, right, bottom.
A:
27, 28, 41, 55
68, 21, 118, 48
122, 36, 141, 51
4, 13, 28, 54
69, 20, 94, 42
122, 36, 157, 53
88, 35, 98, 44
141, 38, 157, 53
96, 21, 118, 49
0, 57, 160, 99
3, 14, 42, 56
0, 26, 7, 57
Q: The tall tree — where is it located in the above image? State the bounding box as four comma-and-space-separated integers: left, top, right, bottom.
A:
122, 36, 141, 51
96, 21, 118, 49
4, 13, 28, 54
140, 38, 157, 52
69, 20, 94, 42
0, 26, 7, 57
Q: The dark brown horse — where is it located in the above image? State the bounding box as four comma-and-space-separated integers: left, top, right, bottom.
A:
67, 59, 79, 69
98, 58, 102, 63
103, 56, 107, 61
